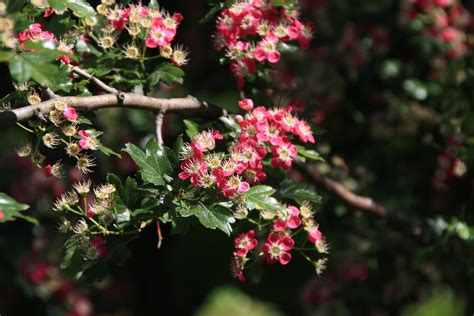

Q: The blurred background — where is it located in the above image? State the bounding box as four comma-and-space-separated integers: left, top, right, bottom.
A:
1, 0, 474, 315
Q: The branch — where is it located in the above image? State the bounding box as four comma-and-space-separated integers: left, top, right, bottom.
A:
295, 162, 433, 245
71, 66, 119, 94
155, 110, 165, 147
0, 94, 223, 126
42, 86, 59, 100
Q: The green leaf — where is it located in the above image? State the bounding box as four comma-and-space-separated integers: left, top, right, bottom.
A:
9, 52, 59, 85
0, 193, 36, 224
99, 144, 122, 158
123, 177, 139, 208
245, 185, 280, 211
0, 51, 13, 62
281, 181, 322, 204
296, 145, 324, 162
122, 139, 171, 186
149, 62, 184, 85
48, 0, 67, 12
64, 0, 96, 17
195, 204, 235, 236
7, 0, 28, 13
183, 119, 199, 139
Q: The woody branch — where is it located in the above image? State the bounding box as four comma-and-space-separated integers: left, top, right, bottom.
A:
295, 162, 432, 245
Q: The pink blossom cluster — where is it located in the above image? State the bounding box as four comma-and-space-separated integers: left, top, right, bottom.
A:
235, 98, 315, 170
214, 0, 314, 87
178, 98, 315, 197
19, 246, 94, 316
104, 4, 183, 49
231, 203, 325, 280
405, 0, 474, 59
432, 134, 467, 191
16, 23, 73, 64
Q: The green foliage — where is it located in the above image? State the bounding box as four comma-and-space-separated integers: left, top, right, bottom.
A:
0, 193, 37, 225
402, 290, 465, 316
296, 145, 324, 162
195, 287, 283, 316
9, 52, 59, 85
149, 62, 185, 85
280, 180, 322, 205
123, 139, 172, 186
245, 185, 280, 211
48, 0, 96, 18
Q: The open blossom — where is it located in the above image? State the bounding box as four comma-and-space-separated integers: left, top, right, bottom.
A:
234, 230, 258, 257
222, 175, 250, 197
90, 237, 107, 258
254, 34, 281, 63
214, 1, 313, 86
293, 119, 315, 143
145, 14, 182, 48
263, 232, 294, 265
16, 23, 55, 45
273, 205, 302, 231
178, 158, 208, 186
77, 131, 92, 149
192, 130, 223, 153
271, 141, 297, 169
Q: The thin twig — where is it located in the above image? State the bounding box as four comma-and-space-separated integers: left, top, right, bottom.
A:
294, 162, 432, 245
155, 110, 166, 147
71, 66, 119, 95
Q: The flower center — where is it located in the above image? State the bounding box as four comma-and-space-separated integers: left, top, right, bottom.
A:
269, 243, 283, 259
278, 147, 291, 161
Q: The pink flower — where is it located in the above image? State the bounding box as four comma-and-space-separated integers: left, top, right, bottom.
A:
308, 226, 322, 244
263, 232, 294, 265
293, 119, 315, 143
440, 27, 460, 42
254, 34, 281, 63
192, 130, 222, 153
43, 8, 55, 18
63, 106, 78, 121
178, 158, 208, 186
238, 98, 254, 111
433, 0, 453, 7
78, 130, 91, 150
222, 176, 250, 197
271, 141, 297, 169
273, 205, 301, 231
90, 237, 107, 258
0, 211, 4, 221
43, 165, 53, 178
234, 230, 258, 257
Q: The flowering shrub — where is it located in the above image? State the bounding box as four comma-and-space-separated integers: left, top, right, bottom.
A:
0, 0, 328, 286
1, 0, 474, 314
213, 0, 314, 87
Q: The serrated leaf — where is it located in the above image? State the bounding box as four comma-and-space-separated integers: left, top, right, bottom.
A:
245, 185, 280, 211
149, 62, 184, 85
9, 52, 59, 85
183, 119, 199, 139
194, 204, 235, 236
122, 139, 171, 186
